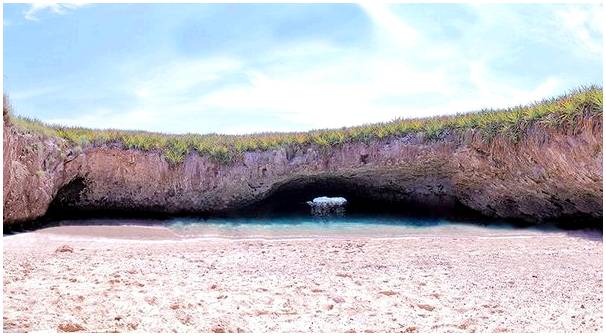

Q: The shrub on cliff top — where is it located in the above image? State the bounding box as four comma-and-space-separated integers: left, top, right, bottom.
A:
6, 86, 603, 165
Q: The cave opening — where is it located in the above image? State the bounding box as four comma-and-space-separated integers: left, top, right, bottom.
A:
227, 174, 493, 224
8, 173, 599, 236
39, 173, 493, 223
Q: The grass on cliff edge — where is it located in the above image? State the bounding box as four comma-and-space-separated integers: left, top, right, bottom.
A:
4, 86, 603, 165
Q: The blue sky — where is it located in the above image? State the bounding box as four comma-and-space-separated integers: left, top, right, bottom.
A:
3, 3, 603, 134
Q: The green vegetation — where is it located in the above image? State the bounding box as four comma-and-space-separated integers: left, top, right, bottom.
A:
5, 86, 602, 164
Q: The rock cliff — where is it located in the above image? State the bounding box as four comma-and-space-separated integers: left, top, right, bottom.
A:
3, 109, 602, 228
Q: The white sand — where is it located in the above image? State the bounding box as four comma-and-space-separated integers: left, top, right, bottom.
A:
2, 226, 603, 332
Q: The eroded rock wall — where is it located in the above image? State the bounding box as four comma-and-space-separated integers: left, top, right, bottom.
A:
2, 115, 602, 227
451, 116, 602, 222
3, 123, 82, 223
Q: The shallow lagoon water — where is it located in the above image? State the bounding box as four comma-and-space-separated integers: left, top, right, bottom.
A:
167, 216, 567, 239
14, 214, 579, 240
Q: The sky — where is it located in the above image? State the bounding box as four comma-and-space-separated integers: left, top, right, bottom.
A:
2, 3, 603, 134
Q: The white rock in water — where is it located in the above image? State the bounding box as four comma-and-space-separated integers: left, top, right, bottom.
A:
307, 196, 347, 216
308, 197, 347, 206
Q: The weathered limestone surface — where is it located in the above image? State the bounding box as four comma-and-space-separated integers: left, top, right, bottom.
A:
3, 115, 602, 227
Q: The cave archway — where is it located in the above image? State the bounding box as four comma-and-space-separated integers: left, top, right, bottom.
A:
230, 172, 485, 221
39, 172, 503, 226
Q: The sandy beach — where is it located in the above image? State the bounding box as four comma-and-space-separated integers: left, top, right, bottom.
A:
2, 225, 603, 333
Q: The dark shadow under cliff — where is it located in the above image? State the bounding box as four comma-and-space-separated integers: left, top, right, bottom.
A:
230, 174, 469, 218
7, 173, 596, 236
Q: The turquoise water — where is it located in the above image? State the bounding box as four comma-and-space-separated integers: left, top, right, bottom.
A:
13, 215, 580, 239
162, 215, 537, 239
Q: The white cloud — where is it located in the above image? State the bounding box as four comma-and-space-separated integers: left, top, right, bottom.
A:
24, 3, 87, 21
131, 58, 243, 99
554, 5, 603, 55
97, 4, 456, 133
198, 55, 451, 130
26, 3, 597, 135
359, 2, 419, 49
